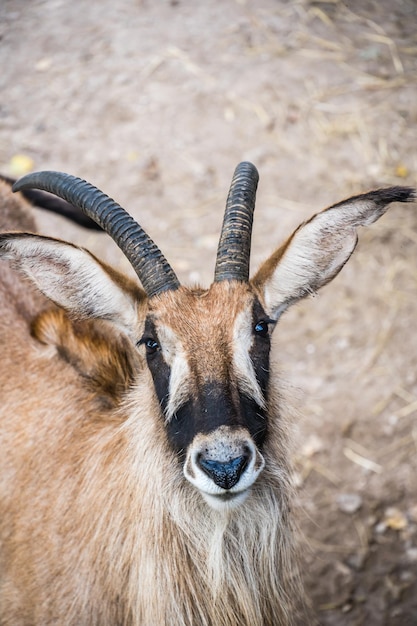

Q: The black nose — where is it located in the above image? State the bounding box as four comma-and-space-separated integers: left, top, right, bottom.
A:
198, 454, 249, 490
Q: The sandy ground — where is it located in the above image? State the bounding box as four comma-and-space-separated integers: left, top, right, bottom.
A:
1, 0, 417, 623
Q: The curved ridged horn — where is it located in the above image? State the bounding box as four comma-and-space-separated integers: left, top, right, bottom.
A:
12, 171, 180, 298
214, 161, 259, 283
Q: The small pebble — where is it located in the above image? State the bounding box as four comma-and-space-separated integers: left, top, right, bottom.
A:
336, 493, 363, 514
346, 551, 367, 571
375, 521, 387, 534
406, 548, 417, 563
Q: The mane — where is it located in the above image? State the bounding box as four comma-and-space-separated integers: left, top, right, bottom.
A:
118, 386, 303, 626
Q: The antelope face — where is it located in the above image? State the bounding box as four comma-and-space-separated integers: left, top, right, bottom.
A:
139, 282, 272, 509
6, 163, 414, 513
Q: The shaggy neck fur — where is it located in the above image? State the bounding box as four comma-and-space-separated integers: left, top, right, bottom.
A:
114, 385, 302, 626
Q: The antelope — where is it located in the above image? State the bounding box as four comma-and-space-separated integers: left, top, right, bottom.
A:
0, 164, 414, 625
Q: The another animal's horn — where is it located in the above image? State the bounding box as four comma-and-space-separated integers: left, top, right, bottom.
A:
0, 174, 101, 231
12, 171, 180, 298
214, 161, 259, 283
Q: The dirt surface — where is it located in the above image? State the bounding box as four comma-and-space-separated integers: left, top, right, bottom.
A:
1, 1, 417, 623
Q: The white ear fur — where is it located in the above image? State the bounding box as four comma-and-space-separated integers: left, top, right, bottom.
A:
252, 187, 415, 319
0, 234, 141, 333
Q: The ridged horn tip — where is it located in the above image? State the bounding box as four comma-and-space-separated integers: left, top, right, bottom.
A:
214, 161, 259, 283
13, 171, 180, 298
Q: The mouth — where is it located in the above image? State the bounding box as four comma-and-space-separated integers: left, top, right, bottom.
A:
216, 491, 240, 501
201, 487, 250, 511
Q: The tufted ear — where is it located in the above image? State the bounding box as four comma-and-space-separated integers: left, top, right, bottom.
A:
0, 233, 145, 335
251, 187, 415, 320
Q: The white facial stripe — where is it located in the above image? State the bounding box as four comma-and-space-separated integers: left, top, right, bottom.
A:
155, 323, 191, 420
166, 352, 191, 419
232, 308, 266, 409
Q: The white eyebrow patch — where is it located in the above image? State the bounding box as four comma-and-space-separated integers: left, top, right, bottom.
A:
156, 323, 191, 420
232, 308, 266, 409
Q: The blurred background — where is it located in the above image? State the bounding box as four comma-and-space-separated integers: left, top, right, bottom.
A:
1, 0, 416, 623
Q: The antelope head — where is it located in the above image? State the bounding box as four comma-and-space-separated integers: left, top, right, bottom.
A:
1, 164, 414, 511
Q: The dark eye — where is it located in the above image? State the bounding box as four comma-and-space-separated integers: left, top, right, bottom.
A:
145, 338, 159, 355
137, 337, 160, 355
254, 320, 269, 337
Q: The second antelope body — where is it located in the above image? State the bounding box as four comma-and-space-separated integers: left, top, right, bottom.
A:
0, 163, 414, 625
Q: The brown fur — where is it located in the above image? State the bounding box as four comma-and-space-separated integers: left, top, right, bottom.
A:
0, 183, 301, 625
0, 182, 37, 232
32, 308, 139, 409
1, 178, 411, 625
0, 305, 299, 625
